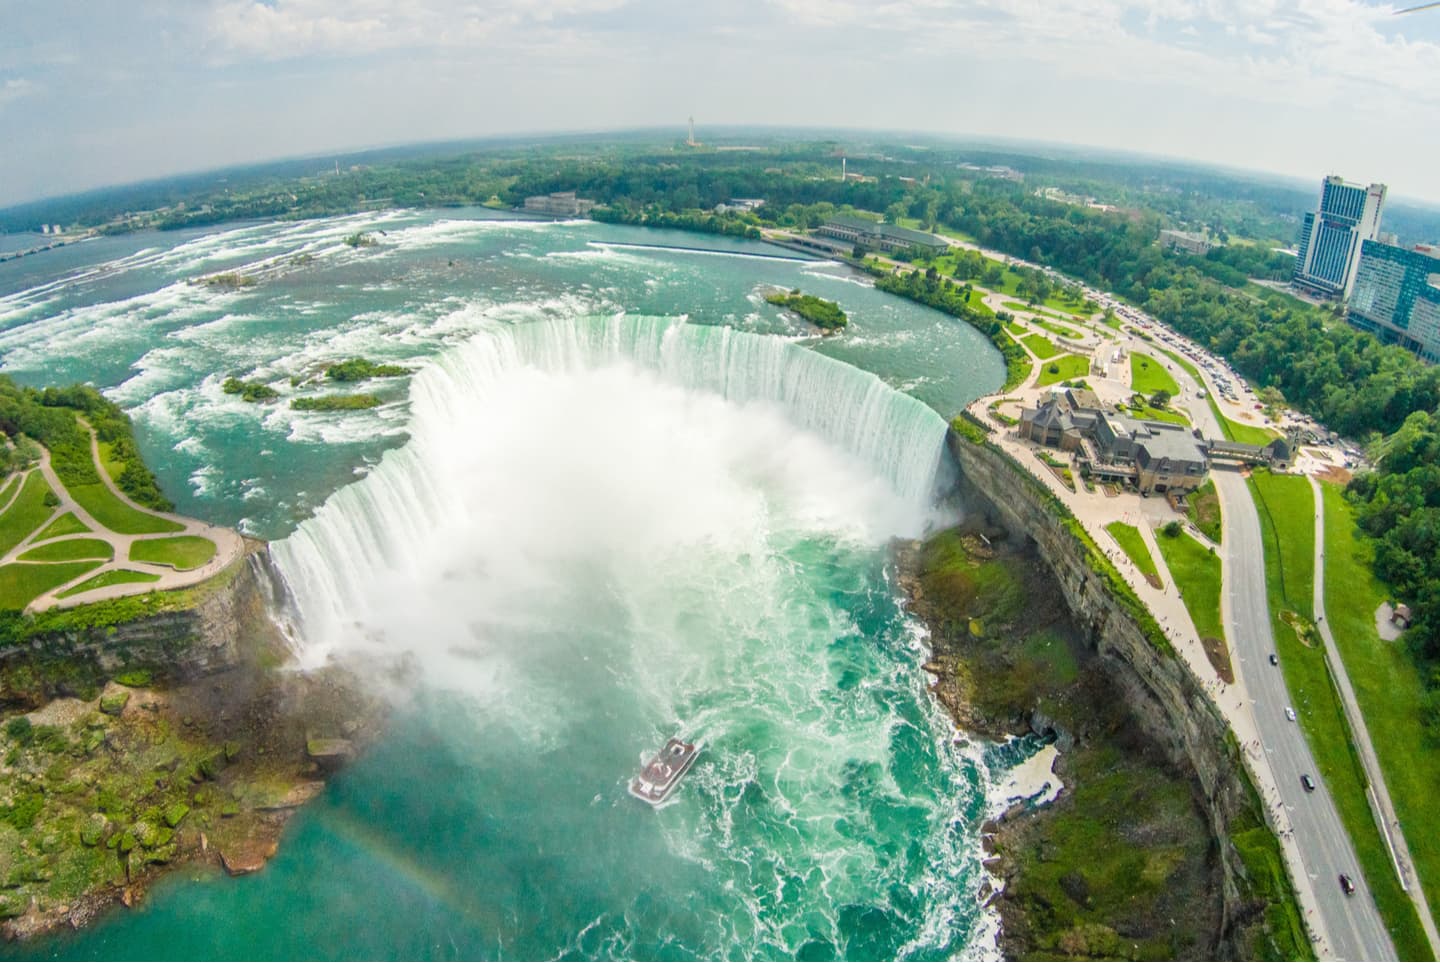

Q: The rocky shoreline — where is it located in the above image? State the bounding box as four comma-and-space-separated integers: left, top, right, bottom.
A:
0, 547, 380, 943
894, 527, 1227, 960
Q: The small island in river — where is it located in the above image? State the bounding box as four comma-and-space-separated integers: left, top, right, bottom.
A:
765, 289, 848, 334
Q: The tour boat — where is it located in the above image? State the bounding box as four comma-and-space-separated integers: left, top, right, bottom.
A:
628, 738, 699, 805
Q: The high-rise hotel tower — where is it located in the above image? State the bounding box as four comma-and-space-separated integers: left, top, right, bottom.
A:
1293, 175, 1387, 299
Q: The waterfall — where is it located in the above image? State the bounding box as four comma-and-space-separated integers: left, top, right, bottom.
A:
272, 314, 952, 660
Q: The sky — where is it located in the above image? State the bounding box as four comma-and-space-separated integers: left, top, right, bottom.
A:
2, 0, 1439, 209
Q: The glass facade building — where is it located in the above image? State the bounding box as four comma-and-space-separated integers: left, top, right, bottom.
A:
1293, 176, 1387, 299
1349, 241, 1440, 363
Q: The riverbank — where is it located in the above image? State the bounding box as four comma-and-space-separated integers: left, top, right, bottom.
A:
0, 548, 379, 942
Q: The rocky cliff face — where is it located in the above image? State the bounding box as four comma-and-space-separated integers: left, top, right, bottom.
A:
0, 541, 291, 708
945, 427, 1301, 957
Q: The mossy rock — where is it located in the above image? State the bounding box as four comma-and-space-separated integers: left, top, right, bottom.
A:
223, 740, 242, 762
79, 813, 109, 847
968, 618, 985, 638
163, 802, 190, 828
81, 729, 105, 754
134, 821, 173, 849
115, 831, 136, 854
113, 670, 152, 688
0, 893, 26, 920
219, 800, 239, 818
98, 691, 130, 716
144, 842, 178, 865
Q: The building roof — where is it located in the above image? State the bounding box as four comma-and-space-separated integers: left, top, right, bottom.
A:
1134, 424, 1209, 468
821, 215, 946, 248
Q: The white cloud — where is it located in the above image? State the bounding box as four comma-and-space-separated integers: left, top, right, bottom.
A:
206, 0, 629, 60
0, 78, 37, 109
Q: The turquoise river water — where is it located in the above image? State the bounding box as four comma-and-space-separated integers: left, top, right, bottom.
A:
0, 209, 1025, 960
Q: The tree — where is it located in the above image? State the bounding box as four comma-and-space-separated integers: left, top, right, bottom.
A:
1151, 389, 1172, 409
1162, 520, 1183, 538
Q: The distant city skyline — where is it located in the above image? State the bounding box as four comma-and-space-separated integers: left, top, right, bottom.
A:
2, 0, 1439, 209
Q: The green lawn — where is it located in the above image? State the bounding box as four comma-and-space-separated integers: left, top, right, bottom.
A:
1021, 333, 1061, 360
1035, 354, 1090, 387
1126, 402, 1190, 426
68, 483, 183, 536
1154, 528, 1224, 642
97, 440, 125, 482
0, 473, 19, 509
1185, 480, 1222, 543
1130, 353, 1180, 397
0, 472, 56, 555
1249, 471, 1314, 618
17, 537, 113, 563
1321, 483, 1440, 944
1249, 472, 1431, 958
57, 568, 161, 598
0, 560, 103, 610
1033, 318, 1086, 341
34, 511, 91, 540
1105, 522, 1162, 588
129, 535, 216, 571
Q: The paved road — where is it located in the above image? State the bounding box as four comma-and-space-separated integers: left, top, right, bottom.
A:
1213, 471, 1394, 960
1158, 349, 1398, 960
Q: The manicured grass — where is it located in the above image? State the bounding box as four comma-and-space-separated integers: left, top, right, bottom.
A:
1021, 333, 1061, 360
34, 510, 91, 541
67, 482, 183, 536
97, 440, 125, 482
1249, 470, 1314, 618
1035, 354, 1090, 387
0, 472, 56, 555
0, 560, 103, 610
57, 568, 161, 598
1321, 482, 1440, 941
1130, 353, 1180, 397
129, 535, 216, 571
1154, 528, 1224, 642
0, 473, 19, 509
1105, 522, 1162, 588
1126, 402, 1190, 426
17, 537, 113, 563
1249, 472, 1431, 958
1185, 480, 1222, 543
1034, 318, 1086, 341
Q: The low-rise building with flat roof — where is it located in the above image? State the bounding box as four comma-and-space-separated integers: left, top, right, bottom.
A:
523, 191, 596, 217
815, 215, 948, 255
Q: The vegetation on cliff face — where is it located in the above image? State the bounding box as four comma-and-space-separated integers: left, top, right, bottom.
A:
907, 529, 1223, 959
764, 290, 847, 333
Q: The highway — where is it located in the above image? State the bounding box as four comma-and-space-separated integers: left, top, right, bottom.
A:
1156, 348, 1398, 961
1213, 471, 1395, 961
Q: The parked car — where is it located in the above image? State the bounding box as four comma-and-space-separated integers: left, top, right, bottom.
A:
1269, 653, 1279, 666
1285, 707, 1297, 722
1339, 874, 1356, 896
1301, 774, 1316, 792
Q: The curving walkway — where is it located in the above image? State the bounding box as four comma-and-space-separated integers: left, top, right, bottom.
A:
5, 426, 245, 613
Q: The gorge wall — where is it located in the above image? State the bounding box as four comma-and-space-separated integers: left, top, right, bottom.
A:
945, 423, 1306, 958
0, 541, 290, 708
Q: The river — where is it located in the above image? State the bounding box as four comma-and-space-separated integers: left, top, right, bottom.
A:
0, 208, 1023, 960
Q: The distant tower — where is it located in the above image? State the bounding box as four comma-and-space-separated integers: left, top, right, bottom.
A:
842, 157, 847, 180
686, 116, 699, 148
1293, 175, 1387, 300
